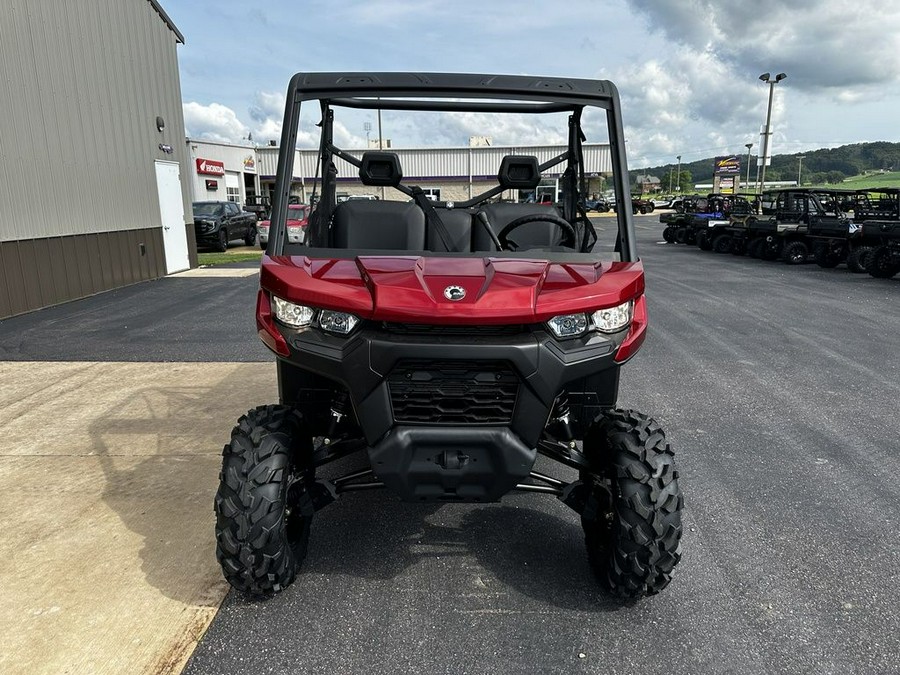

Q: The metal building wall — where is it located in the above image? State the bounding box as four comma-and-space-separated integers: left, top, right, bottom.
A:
256, 144, 611, 182
0, 0, 191, 318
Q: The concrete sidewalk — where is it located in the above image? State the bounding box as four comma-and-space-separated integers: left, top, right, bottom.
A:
0, 361, 275, 674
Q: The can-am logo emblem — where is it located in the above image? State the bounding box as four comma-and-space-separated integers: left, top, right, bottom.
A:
443, 285, 466, 301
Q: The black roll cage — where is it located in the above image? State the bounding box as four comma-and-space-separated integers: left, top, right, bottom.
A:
266, 72, 637, 261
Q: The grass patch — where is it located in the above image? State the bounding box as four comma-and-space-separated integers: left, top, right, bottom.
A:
806, 172, 900, 190
197, 251, 263, 266
839, 172, 900, 189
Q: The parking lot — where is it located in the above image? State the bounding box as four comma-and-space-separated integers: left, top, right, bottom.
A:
1, 215, 897, 674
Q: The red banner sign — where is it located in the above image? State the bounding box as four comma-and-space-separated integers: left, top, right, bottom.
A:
196, 158, 225, 176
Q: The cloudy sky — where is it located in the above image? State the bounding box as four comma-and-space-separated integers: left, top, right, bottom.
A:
167, 0, 900, 168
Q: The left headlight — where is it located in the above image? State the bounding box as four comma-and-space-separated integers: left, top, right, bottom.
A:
546, 313, 589, 338
590, 300, 633, 333
287, 225, 305, 243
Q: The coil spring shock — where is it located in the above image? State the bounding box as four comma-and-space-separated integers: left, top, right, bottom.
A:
325, 390, 350, 439
550, 392, 575, 442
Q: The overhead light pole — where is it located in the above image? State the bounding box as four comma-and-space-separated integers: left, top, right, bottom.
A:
744, 142, 753, 192
797, 155, 806, 186
675, 155, 682, 193
377, 99, 385, 199
757, 72, 787, 193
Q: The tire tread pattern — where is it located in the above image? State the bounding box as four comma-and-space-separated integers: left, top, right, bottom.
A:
846, 245, 873, 273
214, 404, 311, 597
865, 245, 900, 278
583, 409, 683, 598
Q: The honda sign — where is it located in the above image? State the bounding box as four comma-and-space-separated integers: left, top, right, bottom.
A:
196, 158, 225, 176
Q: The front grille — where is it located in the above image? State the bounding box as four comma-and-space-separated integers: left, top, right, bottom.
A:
381, 322, 525, 337
388, 360, 518, 424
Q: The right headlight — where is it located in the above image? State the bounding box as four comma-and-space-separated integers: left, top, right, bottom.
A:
271, 296, 314, 328
270, 296, 360, 336
317, 309, 359, 335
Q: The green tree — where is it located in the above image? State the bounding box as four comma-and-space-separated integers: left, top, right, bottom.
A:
676, 170, 692, 193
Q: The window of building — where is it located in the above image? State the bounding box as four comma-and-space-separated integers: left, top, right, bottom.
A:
226, 186, 240, 203
421, 187, 441, 201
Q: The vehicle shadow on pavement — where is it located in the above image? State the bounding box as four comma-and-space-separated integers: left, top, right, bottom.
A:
287, 491, 626, 612
88, 365, 268, 607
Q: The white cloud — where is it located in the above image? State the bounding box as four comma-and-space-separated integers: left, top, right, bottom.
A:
183, 102, 249, 143
249, 91, 286, 145
380, 111, 568, 148
626, 0, 900, 91
184, 92, 300, 146
174, 0, 900, 172
249, 91, 285, 124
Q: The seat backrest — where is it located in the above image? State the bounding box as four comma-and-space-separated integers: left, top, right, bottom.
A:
472, 203, 563, 251
426, 208, 473, 252
331, 200, 426, 250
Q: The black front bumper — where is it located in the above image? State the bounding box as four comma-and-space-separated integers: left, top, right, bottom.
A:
279, 325, 622, 449
194, 226, 222, 245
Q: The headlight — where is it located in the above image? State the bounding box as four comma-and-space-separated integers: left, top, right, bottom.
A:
287, 225, 304, 242
546, 313, 588, 338
270, 297, 360, 335
272, 296, 314, 328
591, 300, 633, 333
318, 309, 359, 335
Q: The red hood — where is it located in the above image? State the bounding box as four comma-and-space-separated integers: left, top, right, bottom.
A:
260, 255, 644, 324
259, 219, 307, 227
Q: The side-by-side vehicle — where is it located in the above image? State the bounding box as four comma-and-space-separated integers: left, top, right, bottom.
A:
214, 73, 683, 600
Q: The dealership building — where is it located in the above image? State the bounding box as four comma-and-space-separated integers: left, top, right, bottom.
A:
186, 140, 261, 206
0, 0, 192, 320
253, 143, 611, 204
184, 140, 612, 207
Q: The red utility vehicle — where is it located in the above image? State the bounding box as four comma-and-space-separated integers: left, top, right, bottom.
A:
257, 203, 310, 249
215, 73, 683, 600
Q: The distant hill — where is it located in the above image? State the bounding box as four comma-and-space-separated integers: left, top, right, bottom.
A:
633, 141, 900, 189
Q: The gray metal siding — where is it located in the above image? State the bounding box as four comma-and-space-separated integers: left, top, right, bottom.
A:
256, 145, 611, 182
0, 0, 190, 243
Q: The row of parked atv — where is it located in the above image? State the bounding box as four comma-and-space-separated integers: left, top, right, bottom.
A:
659, 188, 900, 278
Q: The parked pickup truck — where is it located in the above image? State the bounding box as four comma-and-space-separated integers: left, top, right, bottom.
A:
192, 201, 258, 252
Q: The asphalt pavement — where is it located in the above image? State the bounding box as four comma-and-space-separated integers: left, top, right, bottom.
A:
2, 216, 898, 674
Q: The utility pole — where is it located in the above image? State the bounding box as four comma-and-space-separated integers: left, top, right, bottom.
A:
745, 143, 753, 192
797, 155, 806, 186
377, 100, 385, 199
675, 155, 682, 193
757, 72, 786, 193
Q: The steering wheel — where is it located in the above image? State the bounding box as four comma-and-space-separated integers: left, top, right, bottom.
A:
497, 214, 578, 251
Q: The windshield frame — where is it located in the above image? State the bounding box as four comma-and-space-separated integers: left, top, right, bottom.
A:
266, 72, 635, 262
